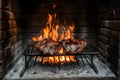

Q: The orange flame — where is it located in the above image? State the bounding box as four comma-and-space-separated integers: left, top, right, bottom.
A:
58, 47, 64, 54
32, 13, 75, 42
59, 32, 64, 42
32, 37, 38, 42
37, 35, 43, 41
69, 23, 75, 31
65, 29, 71, 40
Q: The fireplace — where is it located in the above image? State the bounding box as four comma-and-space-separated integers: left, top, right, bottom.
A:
0, 0, 119, 80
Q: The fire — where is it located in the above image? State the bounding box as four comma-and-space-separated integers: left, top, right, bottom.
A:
58, 47, 64, 54
59, 32, 64, 42
43, 26, 50, 38
32, 13, 75, 42
65, 29, 71, 40
49, 25, 59, 41
32, 4, 77, 65
37, 35, 43, 41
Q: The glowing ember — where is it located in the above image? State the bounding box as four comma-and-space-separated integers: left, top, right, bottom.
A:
40, 56, 76, 65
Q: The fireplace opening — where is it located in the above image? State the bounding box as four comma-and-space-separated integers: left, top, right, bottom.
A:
0, 0, 119, 80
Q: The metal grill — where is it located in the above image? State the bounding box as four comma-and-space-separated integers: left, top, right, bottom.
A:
20, 45, 99, 77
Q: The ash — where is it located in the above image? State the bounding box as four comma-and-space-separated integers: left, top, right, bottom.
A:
3, 56, 115, 80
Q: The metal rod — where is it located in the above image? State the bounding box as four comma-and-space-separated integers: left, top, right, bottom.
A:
19, 56, 31, 77
85, 55, 98, 74
68, 56, 72, 66
75, 55, 80, 67
41, 56, 44, 65
80, 55, 85, 67
58, 56, 61, 66
19, 65, 26, 77
64, 56, 68, 65
34, 56, 37, 65
23, 45, 29, 54
30, 45, 33, 53
54, 56, 55, 65
58, 56, 62, 65
47, 56, 49, 66
25, 55, 27, 68
77, 55, 83, 67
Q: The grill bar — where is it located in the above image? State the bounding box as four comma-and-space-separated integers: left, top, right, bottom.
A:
85, 55, 98, 73
34, 56, 37, 65
20, 56, 31, 77
20, 45, 99, 77
80, 55, 86, 66
75, 55, 80, 67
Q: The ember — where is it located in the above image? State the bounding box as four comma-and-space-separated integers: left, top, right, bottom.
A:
32, 3, 87, 64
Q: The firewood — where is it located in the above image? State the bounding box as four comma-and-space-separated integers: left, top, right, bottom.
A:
49, 47, 56, 55
33, 38, 87, 55
62, 39, 87, 54
47, 40, 58, 47
34, 38, 60, 55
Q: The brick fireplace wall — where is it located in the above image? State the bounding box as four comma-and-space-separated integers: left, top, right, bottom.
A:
97, 8, 120, 78
0, 0, 3, 78
96, 0, 120, 77
0, 0, 25, 78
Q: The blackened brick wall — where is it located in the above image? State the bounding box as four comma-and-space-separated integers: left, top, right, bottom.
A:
0, 0, 25, 79
97, 9, 120, 77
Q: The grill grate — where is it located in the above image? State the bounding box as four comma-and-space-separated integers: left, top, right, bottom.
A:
23, 45, 99, 56
20, 45, 99, 77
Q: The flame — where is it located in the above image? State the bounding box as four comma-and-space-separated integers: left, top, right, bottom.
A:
59, 56, 65, 64
70, 56, 76, 62
37, 35, 43, 41
69, 24, 75, 31
49, 25, 59, 41
65, 29, 71, 39
47, 14, 52, 28
32, 37, 38, 42
59, 32, 64, 42
54, 56, 59, 64
58, 47, 64, 54
49, 57, 54, 64
42, 57, 48, 64
32, 13, 75, 42
43, 26, 49, 38
32, 11, 76, 64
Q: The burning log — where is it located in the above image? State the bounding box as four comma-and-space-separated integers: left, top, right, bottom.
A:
34, 38, 87, 55
34, 38, 60, 55
62, 39, 87, 54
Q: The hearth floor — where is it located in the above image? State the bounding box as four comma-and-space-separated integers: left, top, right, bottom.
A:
3, 56, 116, 80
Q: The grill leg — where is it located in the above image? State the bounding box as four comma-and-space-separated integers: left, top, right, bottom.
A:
19, 55, 31, 77
19, 65, 26, 77
34, 56, 37, 65
75, 55, 80, 67
25, 55, 28, 68
90, 55, 98, 74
